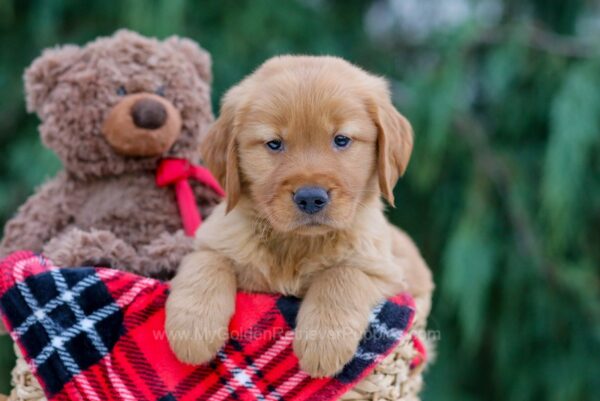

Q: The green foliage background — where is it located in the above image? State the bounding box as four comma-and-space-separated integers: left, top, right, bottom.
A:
0, 0, 599, 399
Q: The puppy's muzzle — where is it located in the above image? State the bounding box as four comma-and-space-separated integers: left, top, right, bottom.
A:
293, 186, 329, 214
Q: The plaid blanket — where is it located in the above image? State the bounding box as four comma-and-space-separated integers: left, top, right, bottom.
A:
0, 251, 417, 401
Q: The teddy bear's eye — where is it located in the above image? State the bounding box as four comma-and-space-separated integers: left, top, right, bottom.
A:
156, 85, 166, 97
116, 86, 127, 96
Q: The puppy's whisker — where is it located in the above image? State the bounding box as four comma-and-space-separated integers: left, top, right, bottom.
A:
348, 189, 381, 196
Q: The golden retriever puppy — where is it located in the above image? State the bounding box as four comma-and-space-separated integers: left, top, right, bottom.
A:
165, 56, 433, 377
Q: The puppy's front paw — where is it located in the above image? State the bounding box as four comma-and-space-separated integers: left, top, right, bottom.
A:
293, 320, 361, 378
165, 304, 230, 365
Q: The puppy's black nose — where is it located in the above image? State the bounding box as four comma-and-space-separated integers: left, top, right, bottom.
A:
131, 98, 167, 129
293, 186, 329, 214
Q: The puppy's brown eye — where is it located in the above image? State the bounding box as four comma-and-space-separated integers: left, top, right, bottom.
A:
266, 139, 284, 152
333, 134, 351, 149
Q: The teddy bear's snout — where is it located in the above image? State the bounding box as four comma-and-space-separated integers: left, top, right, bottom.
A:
131, 98, 167, 129
102, 93, 182, 157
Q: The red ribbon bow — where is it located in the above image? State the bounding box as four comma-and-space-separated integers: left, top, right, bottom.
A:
156, 158, 225, 237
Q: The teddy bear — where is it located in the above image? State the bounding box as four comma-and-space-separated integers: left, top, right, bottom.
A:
0, 30, 222, 281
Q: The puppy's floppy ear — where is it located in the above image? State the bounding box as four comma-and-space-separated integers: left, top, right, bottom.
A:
201, 87, 242, 212
25, 45, 80, 114
370, 89, 414, 206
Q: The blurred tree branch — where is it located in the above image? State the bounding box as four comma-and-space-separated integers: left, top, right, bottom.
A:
478, 24, 600, 59
453, 114, 559, 284
387, 23, 599, 59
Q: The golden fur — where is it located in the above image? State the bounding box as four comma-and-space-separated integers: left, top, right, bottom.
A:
166, 56, 433, 377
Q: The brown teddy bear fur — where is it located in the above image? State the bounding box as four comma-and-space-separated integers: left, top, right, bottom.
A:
0, 30, 221, 280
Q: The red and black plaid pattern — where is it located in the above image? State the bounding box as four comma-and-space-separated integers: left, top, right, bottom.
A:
0, 251, 417, 401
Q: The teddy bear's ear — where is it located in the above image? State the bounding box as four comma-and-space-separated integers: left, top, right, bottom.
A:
167, 37, 212, 84
24, 45, 80, 114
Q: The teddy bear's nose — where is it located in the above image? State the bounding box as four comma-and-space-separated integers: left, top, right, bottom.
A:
131, 98, 167, 129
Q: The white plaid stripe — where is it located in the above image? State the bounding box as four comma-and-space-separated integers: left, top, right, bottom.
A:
370, 301, 405, 340
32, 302, 120, 367
13, 256, 44, 282
32, 273, 155, 369
210, 330, 296, 401
113, 277, 155, 307
216, 351, 268, 401
71, 372, 102, 401
265, 370, 308, 401
11, 259, 120, 379
354, 350, 380, 360
50, 269, 110, 355
102, 354, 137, 401
370, 320, 403, 340
261, 335, 312, 401
211, 300, 404, 401
93, 273, 157, 401
12, 258, 124, 400
14, 279, 82, 375
13, 274, 101, 336
350, 300, 405, 364
12, 257, 103, 400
